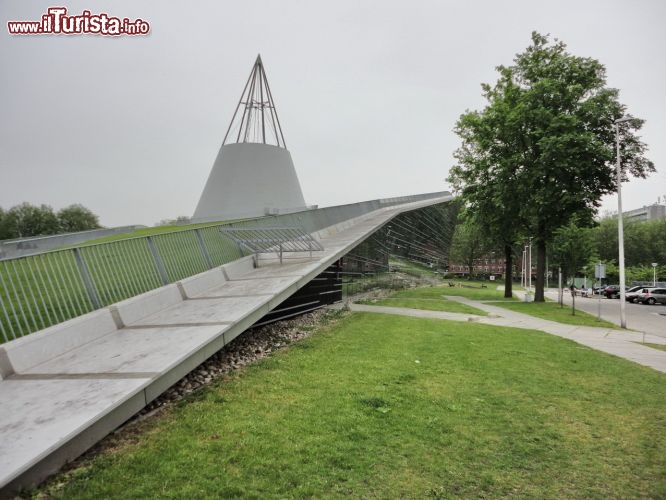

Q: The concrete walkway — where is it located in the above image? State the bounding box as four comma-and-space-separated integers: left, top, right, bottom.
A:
0, 195, 450, 495
348, 295, 666, 374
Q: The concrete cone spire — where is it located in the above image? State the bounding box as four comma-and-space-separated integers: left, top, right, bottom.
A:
193, 55, 307, 222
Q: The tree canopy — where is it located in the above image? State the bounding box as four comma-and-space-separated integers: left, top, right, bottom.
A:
549, 214, 665, 286
58, 204, 101, 233
0, 202, 102, 240
550, 219, 596, 287
448, 216, 489, 278
448, 32, 655, 301
4, 203, 60, 239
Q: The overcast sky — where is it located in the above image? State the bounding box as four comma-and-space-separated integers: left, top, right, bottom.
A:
1, 0, 664, 227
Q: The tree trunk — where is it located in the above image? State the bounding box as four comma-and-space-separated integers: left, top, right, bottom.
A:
503, 244, 513, 298
535, 240, 547, 302
467, 251, 474, 278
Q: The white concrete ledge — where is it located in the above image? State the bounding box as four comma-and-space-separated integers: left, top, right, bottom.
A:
220, 255, 255, 280
112, 285, 183, 327
1, 310, 118, 378
178, 268, 227, 298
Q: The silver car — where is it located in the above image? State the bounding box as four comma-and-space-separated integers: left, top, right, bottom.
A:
637, 288, 666, 305
625, 285, 646, 303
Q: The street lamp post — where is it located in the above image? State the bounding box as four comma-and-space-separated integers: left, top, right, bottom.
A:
652, 263, 658, 287
616, 116, 632, 329
528, 240, 532, 292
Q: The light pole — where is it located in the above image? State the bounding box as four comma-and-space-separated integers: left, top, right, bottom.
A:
528, 238, 532, 292
616, 115, 632, 328
652, 263, 658, 287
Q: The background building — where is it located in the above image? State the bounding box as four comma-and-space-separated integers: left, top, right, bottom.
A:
622, 203, 666, 223
448, 254, 510, 279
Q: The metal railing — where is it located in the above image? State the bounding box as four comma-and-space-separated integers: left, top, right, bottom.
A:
220, 226, 324, 264
0, 191, 451, 342
0, 225, 145, 260
0, 225, 244, 342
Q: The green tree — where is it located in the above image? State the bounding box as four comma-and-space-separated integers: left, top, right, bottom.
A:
449, 32, 655, 302
449, 40, 532, 297
448, 216, 488, 278
551, 221, 596, 286
58, 204, 101, 233
449, 128, 527, 296
627, 217, 666, 267
591, 215, 666, 273
5, 203, 60, 238
593, 216, 618, 263
651, 219, 666, 264
623, 220, 651, 267
0, 207, 15, 240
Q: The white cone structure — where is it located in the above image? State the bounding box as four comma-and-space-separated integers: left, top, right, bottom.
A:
192, 55, 307, 222
193, 143, 306, 221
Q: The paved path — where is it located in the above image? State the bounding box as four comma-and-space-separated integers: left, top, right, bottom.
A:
348, 295, 666, 374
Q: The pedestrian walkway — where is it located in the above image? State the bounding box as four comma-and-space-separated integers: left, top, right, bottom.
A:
347, 296, 666, 374
0, 194, 450, 495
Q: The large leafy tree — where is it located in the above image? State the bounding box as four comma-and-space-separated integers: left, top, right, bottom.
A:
449, 32, 655, 301
0, 203, 102, 240
58, 204, 101, 233
5, 203, 60, 238
450, 128, 526, 296
449, 43, 530, 297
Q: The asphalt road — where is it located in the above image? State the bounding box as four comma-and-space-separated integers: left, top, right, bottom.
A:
545, 289, 666, 338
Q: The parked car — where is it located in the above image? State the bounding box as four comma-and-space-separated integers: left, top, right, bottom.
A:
637, 288, 666, 305
603, 285, 627, 299
624, 285, 647, 303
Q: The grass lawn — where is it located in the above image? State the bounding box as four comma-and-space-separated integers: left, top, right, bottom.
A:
490, 301, 619, 329
42, 312, 666, 499
73, 220, 246, 247
359, 296, 488, 316
385, 283, 513, 302
439, 283, 515, 301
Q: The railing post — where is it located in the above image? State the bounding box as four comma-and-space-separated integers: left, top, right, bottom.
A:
147, 236, 170, 285
72, 248, 102, 309
194, 229, 214, 269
